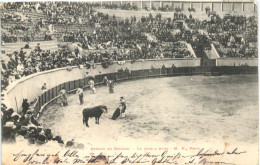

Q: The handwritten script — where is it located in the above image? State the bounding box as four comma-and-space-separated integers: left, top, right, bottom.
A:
11, 147, 246, 165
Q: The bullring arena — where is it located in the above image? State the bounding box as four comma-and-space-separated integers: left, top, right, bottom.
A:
1, 1, 258, 165
39, 75, 258, 146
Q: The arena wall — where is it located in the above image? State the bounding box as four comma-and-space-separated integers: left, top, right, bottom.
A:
5, 58, 258, 113
33, 64, 258, 119
233, 2, 243, 12
183, 2, 190, 11
244, 2, 256, 13
142, 1, 150, 8
152, 1, 161, 10
132, 1, 142, 9
163, 1, 172, 8
212, 2, 221, 12
216, 59, 258, 66
5, 59, 201, 113
5, 67, 86, 113
97, 1, 256, 13
112, 1, 121, 6
192, 2, 201, 11
172, 2, 181, 9
222, 3, 232, 12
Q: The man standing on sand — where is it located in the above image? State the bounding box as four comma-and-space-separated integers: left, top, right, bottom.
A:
59, 87, 68, 106
120, 97, 126, 118
76, 86, 84, 105
108, 80, 114, 93
88, 78, 95, 94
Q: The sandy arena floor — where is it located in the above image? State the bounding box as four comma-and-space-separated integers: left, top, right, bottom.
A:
38, 75, 258, 147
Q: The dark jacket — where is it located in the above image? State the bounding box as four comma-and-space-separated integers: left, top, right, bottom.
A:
22, 99, 29, 114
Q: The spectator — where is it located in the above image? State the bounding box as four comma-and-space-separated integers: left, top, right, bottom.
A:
41, 83, 47, 93
59, 87, 68, 106
22, 99, 29, 115
88, 78, 95, 94
76, 86, 84, 105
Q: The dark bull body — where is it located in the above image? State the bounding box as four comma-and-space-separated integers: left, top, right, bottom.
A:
82, 105, 107, 127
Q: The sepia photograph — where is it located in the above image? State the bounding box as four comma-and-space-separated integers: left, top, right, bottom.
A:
0, 0, 258, 164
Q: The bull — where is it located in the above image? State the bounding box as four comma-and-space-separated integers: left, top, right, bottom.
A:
82, 105, 108, 127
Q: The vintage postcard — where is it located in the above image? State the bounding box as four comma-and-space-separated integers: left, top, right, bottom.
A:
1, 1, 258, 165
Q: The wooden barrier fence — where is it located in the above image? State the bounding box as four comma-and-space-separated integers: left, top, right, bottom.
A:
33, 66, 258, 118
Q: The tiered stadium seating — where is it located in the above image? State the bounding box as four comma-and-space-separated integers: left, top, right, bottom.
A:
22, 11, 47, 20
2, 40, 59, 55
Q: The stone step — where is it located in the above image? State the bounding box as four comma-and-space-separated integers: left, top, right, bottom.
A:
3, 47, 59, 55
2, 41, 59, 55
2, 46, 59, 52
3, 41, 58, 47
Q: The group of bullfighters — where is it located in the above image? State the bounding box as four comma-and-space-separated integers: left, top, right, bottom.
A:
58, 76, 126, 121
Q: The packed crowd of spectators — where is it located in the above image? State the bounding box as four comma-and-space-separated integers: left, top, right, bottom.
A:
41, 2, 94, 25
0, 42, 137, 90
2, 2, 257, 56
93, 2, 189, 13
1, 12, 22, 22
1, 2, 257, 90
57, 12, 195, 62
1, 2, 94, 43
101, 3, 138, 11
1, 102, 84, 148
1, 22, 48, 43
1, 43, 86, 90
1, 2, 257, 89
185, 13, 258, 58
